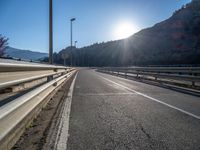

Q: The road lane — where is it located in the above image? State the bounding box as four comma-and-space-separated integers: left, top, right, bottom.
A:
99, 75, 200, 119
67, 69, 200, 150
97, 70, 200, 117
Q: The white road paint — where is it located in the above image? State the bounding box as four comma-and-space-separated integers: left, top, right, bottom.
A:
99, 75, 200, 120
54, 73, 77, 150
76, 92, 136, 96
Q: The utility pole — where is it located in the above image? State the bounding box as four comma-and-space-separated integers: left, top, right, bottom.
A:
49, 0, 53, 64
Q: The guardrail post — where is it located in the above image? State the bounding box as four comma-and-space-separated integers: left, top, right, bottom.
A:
61, 72, 65, 76
125, 72, 127, 78
192, 81, 195, 87
47, 75, 53, 82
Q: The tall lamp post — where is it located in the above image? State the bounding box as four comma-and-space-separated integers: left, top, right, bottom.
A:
74, 40, 78, 65
70, 18, 76, 66
74, 41, 78, 48
49, 0, 53, 64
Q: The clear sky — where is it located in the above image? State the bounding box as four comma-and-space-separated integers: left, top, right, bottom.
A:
0, 0, 191, 53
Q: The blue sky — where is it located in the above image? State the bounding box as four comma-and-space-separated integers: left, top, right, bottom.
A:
0, 0, 191, 53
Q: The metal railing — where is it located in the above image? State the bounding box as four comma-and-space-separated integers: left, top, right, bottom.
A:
0, 62, 69, 72
0, 61, 77, 150
0, 62, 75, 90
98, 67, 200, 87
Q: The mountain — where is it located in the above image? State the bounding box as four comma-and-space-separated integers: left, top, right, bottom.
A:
126, 0, 200, 65
5, 47, 48, 61
50, 0, 200, 66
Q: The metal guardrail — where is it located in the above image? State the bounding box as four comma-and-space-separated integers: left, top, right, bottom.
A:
98, 67, 200, 87
105, 67, 200, 74
0, 62, 75, 90
0, 62, 68, 72
0, 61, 77, 150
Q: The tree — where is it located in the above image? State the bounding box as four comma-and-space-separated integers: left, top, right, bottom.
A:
0, 35, 8, 57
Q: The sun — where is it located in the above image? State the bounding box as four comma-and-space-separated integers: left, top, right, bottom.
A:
114, 22, 139, 39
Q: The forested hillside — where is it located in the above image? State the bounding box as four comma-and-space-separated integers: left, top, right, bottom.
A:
51, 0, 200, 66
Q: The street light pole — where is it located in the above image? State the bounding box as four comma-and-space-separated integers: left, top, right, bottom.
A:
74, 41, 77, 48
49, 0, 53, 64
70, 18, 75, 66
74, 40, 78, 65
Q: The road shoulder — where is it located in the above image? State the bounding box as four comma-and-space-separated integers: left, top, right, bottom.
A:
12, 73, 76, 150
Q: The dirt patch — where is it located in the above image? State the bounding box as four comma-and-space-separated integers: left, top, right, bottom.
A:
12, 74, 75, 150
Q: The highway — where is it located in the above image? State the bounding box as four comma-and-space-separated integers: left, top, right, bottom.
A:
62, 68, 200, 150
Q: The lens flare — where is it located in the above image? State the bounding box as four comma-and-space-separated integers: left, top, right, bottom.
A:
114, 22, 139, 39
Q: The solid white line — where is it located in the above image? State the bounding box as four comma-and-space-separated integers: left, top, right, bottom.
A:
99, 75, 200, 120
76, 92, 136, 96
55, 73, 77, 150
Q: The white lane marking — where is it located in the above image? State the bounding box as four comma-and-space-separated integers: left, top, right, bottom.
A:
75, 92, 136, 96
55, 73, 77, 150
99, 75, 200, 120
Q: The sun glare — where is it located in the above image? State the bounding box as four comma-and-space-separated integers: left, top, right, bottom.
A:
114, 22, 139, 39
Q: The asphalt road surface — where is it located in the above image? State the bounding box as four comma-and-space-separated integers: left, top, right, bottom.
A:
67, 69, 200, 150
